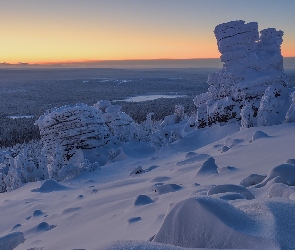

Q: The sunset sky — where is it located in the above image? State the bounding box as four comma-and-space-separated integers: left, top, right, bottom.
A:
1, 0, 294, 64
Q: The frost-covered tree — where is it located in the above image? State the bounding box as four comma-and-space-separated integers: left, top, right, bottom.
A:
98, 103, 135, 144
285, 91, 295, 123
257, 83, 291, 126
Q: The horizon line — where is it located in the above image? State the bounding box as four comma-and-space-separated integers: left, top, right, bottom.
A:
1, 58, 222, 66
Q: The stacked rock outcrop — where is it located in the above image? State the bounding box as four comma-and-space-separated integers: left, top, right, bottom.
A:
194, 20, 289, 128
35, 104, 111, 165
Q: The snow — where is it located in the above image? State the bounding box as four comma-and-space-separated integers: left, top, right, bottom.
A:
153, 197, 278, 249
0, 122, 294, 249
31, 179, 69, 193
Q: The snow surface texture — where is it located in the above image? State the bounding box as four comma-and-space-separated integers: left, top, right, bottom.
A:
0, 123, 295, 249
194, 20, 292, 129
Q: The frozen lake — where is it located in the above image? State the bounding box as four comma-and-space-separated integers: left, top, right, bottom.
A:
120, 94, 188, 102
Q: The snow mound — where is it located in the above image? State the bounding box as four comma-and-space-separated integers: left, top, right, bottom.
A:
31, 179, 69, 193
224, 138, 244, 148
61, 207, 82, 214
268, 183, 295, 199
129, 166, 143, 176
196, 157, 218, 175
153, 184, 182, 195
252, 130, 269, 141
207, 184, 255, 199
0, 232, 25, 250
33, 210, 44, 217
176, 154, 209, 166
255, 176, 288, 188
12, 224, 22, 230
211, 192, 247, 200
240, 173, 266, 187
260, 163, 295, 186
285, 159, 295, 164
26, 222, 56, 236
153, 197, 277, 249
184, 152, 198, 159
133, 195, 153, 206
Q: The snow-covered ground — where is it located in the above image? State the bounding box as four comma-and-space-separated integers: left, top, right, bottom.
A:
1, 122, 295, 249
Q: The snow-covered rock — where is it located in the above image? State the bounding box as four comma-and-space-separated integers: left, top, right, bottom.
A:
194, 20, 289, 128
35, 104, 110, 180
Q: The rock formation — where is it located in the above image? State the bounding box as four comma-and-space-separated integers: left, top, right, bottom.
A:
194, 20, 289, 128
35, 104, 111, 179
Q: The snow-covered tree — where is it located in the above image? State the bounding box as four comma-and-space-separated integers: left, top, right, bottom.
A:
257, 83, 291, 126
285, 91, 295, 123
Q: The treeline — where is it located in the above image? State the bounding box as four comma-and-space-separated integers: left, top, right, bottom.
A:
0, 117, 40, 148
0, 97, 196, 148
118, 97, 196, 122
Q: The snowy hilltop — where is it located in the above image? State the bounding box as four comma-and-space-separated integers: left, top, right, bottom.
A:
1, 20, 295, 250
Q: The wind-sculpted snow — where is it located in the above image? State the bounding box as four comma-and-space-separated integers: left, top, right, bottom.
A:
31, 179, 69, 193
196, 157, 218, 175
207, 184, 255, 200
153, 197, 278, 249
258, 163, 295, 186
0, 232, 25, 250
240, 173, 266, 187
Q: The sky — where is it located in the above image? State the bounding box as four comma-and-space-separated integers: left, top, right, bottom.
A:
0, 0, 294, 64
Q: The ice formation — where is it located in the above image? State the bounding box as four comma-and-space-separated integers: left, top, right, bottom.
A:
194, 20, 291, 128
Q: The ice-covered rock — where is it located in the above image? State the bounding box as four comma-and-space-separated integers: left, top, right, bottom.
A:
194, 20, 289, 128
